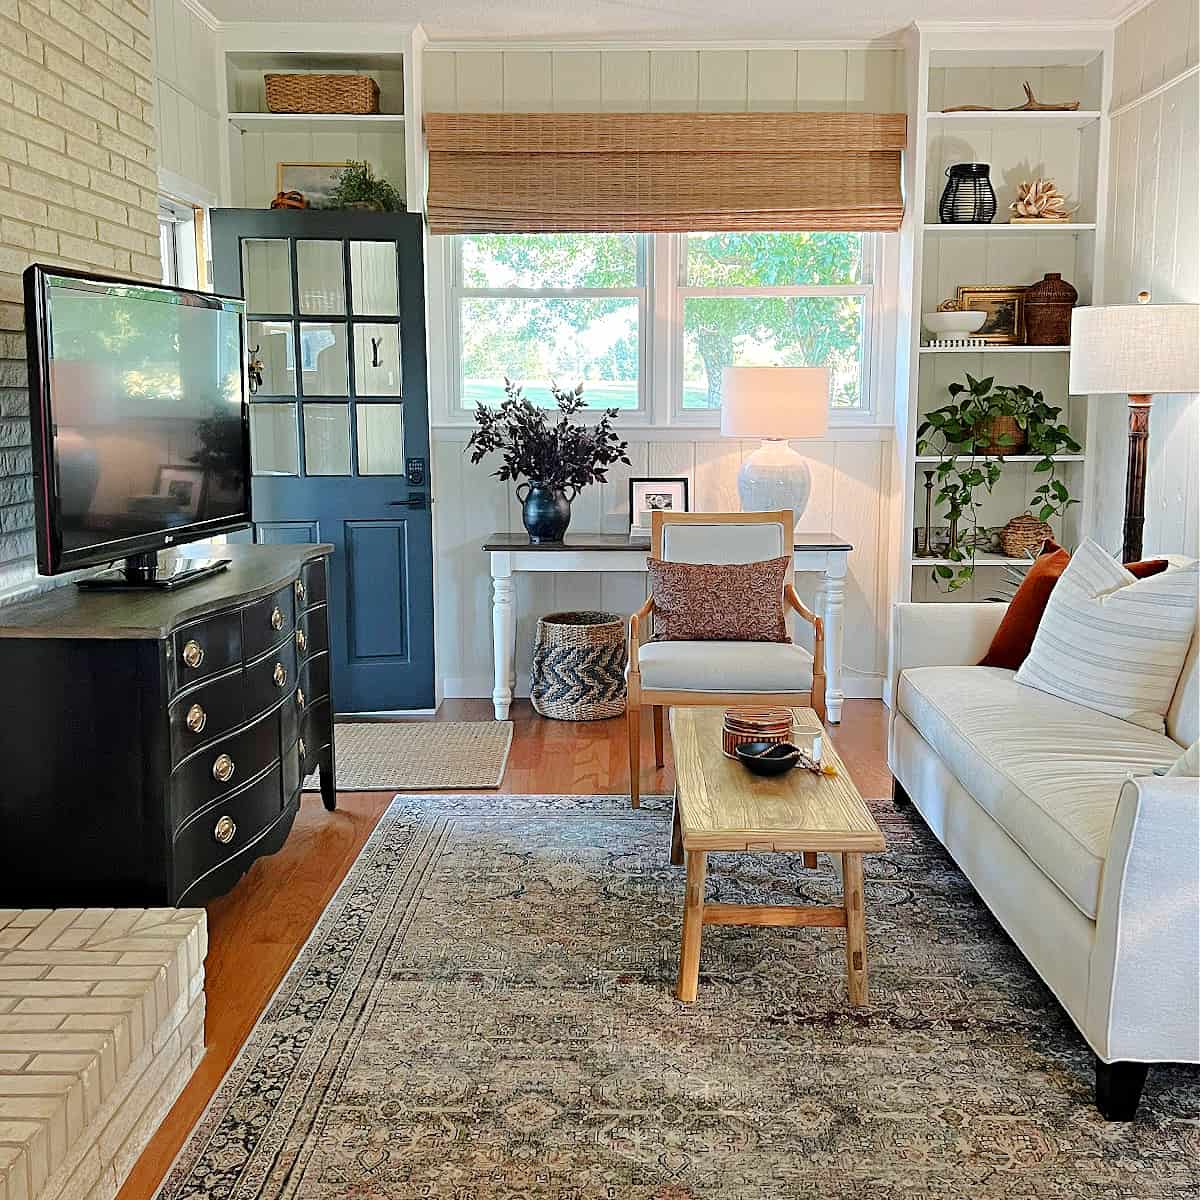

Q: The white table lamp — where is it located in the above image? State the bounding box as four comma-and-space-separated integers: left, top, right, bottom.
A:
1069, 296, 1199, 561
721, 366, 829, 521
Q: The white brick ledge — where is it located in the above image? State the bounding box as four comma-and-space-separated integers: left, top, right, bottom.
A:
0, 909, 207, 1200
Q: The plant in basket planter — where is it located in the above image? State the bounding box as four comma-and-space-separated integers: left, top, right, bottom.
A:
327, 161, 404, 212
916, 373, 1081, 589
467, 378, 630, 543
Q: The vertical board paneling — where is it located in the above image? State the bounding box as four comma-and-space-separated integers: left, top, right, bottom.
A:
502, 51, 553, 111
601, 51, 651, 110
552, 52, 602, 111
649, 51, 699, 111
698, 51, 748, 111
457, 51, 504, 111
794, 51, 846, 111
424, 51, 457, 112
747, 51, 797, 111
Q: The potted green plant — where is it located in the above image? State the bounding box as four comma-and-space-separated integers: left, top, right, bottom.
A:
327, 161, 405, 212
916, 373, 1081, 589
467, 379, 630, 543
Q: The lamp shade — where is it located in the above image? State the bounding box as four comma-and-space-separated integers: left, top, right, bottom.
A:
1068, 302, 1200, 395
720, 367, 829, 439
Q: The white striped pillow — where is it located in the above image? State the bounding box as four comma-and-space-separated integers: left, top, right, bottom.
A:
1014, 539, 1198, 733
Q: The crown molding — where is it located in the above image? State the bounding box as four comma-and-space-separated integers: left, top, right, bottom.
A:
913, 18, 1118, 33
424, 38, 903, 51
179, 0, 220, 33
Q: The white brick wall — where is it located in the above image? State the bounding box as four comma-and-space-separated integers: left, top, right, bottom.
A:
0, 0, 161, 600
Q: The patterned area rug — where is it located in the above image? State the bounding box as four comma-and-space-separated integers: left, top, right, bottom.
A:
301, 721, 513, 790
159, 793, 1199, 1200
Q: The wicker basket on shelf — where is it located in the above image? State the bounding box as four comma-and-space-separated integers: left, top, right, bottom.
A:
265, 73, 380, 115
974, 414, 1028, 456
530, 611, 627, 721
1000, 511, 1053, 557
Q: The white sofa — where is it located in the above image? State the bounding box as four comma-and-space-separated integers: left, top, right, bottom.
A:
888, 601, 1199, 1119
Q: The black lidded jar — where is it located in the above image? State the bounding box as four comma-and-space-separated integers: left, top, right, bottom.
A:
939, 163, 997, 224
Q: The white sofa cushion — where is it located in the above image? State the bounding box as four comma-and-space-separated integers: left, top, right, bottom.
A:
898, 665, 1180, 919
1166, 739, 1199, 777
635, 640, 813, 693
1014, 539, 1198, 733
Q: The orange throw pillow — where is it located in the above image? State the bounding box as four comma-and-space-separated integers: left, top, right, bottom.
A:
979, 542, 1168, 670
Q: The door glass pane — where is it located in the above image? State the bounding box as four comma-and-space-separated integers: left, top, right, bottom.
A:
297, 241, 345, 315
350, 242, 398, 315
353, 323, 402, 395
249, 403, 299, 475
247, 320, 295, 396
298, 322, 348, 395
242, 240, 291, 314
356, 404, 405, 475
303, 403, 352, 475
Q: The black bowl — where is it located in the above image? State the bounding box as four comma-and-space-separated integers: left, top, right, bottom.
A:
734, 741, 802, 777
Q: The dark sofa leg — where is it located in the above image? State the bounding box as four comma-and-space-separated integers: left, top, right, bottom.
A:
1095, 1059, 1149, 1120
892, 778, 910, 809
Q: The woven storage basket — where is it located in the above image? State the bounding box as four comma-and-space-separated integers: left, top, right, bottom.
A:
975, 414, 1028, 456
1000, 511, 1053, 557
530, 611, 627, 721
265, 74, 380, 115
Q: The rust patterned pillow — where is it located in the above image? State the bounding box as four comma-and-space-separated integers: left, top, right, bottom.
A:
647, 556, 791, 643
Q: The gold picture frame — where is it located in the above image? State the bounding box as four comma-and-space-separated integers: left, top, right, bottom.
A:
275, 162, 349, 209
955, 285, 1026, 344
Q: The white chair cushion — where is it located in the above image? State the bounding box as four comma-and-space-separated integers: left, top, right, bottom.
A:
898, 665, 1181, 919
634, 640, 813, 693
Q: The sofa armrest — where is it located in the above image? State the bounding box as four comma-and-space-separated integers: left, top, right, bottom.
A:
1088, 774, 1200, 1063
889, 602, 1006, 704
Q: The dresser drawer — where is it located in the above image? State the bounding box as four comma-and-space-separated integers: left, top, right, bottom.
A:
280, 681, 301, 755
173, 762, 284, 898
295, 559, 326, 611
168, 668, 245, 764
297, 651, 330, 710
295, 604, 327, 661
171, 707, 281, 830
242, 584, 295, 662
172, 610, 241, 693
282, 739, 301, 807
297, 697, 331, 779
244, 637, 297, 721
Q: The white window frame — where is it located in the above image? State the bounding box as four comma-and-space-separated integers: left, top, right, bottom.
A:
158, 194, 206, 290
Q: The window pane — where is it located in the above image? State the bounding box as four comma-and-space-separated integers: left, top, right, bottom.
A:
356, 404, 405, 474
353, 323, 402, 395
303, 403, 352, 475
350, 242, 398, 315
247, 320, 295, 396
297, 241, 345, 315
298, 322, 348, 396
250, 403, 298, 475
242, 239, 291, 313
685, 232, 863, 287
681, 295, 864, 410
460, 297, 639, 410
460, 233, 638, 289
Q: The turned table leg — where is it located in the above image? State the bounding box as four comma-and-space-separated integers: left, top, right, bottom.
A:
490, 553, 515, 720
843, 852, 868, 1006
676, 850, 707, 1002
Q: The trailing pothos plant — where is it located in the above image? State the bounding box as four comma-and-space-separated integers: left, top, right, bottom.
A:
466, 378, 630, 493
916, 373, 1081, 590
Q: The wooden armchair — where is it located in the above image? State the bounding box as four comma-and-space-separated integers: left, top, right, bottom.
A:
627, 510, 826, 807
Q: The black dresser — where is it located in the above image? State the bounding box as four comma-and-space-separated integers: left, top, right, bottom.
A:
0, 543, 334, 906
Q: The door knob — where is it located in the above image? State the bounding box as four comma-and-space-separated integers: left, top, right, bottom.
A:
389, 494, 427, 510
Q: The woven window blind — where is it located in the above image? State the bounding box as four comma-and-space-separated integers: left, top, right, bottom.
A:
424, 112, 907, 234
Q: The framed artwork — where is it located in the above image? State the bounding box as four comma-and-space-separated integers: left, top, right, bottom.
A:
275, 162, 349, 210
155, 465, 207, 519
629, 476, 690, 537
955, 285, 1026, 344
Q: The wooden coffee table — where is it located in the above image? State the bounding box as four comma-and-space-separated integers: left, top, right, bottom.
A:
669, 706, 886, 1006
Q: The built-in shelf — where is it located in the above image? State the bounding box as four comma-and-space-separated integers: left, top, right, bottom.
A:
922, 222, 1096, 234
914, 454, 1085, 463
912, 554, 1032, 568
926, 110, 1102, 129
228, 112, 406, 135
919, 345, 1070, 354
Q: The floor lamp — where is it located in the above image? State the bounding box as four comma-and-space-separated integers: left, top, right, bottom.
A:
1068, 297, 1200, 562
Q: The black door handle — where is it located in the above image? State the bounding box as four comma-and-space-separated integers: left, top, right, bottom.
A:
389, 494, 428, 510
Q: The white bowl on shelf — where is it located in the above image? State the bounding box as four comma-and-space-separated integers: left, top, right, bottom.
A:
923, 310, 987, 338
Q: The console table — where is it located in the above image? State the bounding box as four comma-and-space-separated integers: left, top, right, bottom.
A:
484, 531, 852, 723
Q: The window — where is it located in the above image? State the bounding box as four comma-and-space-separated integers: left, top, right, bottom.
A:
158, 196, 206, 290
449, 230, 877, 420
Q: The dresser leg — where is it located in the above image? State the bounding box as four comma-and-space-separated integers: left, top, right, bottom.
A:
319, 750, 336, 811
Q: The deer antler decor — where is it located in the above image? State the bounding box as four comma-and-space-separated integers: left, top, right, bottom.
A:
944, 81, 1081, 113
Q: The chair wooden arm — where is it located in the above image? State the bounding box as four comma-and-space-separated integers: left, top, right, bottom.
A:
629, 596, 655, 660
785, 584, 827, 723
785, 584, 822, 633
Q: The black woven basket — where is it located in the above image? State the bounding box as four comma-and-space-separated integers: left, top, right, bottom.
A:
530, 611, 627, 721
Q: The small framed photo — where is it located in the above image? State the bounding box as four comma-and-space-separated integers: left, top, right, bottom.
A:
955, 285, 1026, 344
155, 465, 207, 520
275, 162, 349, 210
629, 476, 689, 536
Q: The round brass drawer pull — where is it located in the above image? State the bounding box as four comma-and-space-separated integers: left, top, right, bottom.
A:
270, 606, 284, 631
213, 815, 237, 845
273, 662, 287, 688
181, 639, 204, 669
295, 579, 305, 603
298, 737, 306, 760
296, 687, 305, 710
296, 628, 307, 653
185, 703, 207, 734
212, 753, 235, 784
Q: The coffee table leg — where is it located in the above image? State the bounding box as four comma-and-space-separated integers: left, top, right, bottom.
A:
802, 851, 818, 869
676, 850, 707, 1002
670, 793, 684, 866
843, 852, 868, 1006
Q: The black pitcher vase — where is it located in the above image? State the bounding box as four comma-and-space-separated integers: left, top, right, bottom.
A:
516, 482, 577, 543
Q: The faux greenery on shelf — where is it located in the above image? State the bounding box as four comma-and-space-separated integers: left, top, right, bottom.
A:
916, 373, 1082, 590
466, 378, 630, 492
327, 161, 405, 212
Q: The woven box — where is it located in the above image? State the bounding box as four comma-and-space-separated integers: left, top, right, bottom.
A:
265, 73, 380, 115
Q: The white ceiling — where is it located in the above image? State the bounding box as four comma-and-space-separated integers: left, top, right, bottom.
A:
201, 0, 1128, 42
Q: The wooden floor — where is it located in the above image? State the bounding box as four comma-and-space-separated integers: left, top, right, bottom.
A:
115, 698, 890, 1200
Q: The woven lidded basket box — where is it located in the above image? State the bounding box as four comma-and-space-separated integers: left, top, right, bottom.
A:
1000, 511, 1053, 557
265, 73, 380, 115
530, 611, 627, 721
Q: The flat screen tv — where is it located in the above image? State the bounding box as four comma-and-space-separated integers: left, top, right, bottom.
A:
24, 265, 250, 589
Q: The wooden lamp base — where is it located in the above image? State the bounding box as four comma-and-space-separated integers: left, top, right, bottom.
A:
1122, 393, 1152, 563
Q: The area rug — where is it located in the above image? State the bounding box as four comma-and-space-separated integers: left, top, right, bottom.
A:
158, 792, 1199, 1200
301, 720, 513, 791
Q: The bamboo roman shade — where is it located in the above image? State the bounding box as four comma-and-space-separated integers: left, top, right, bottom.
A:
424, 112, 907, 234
